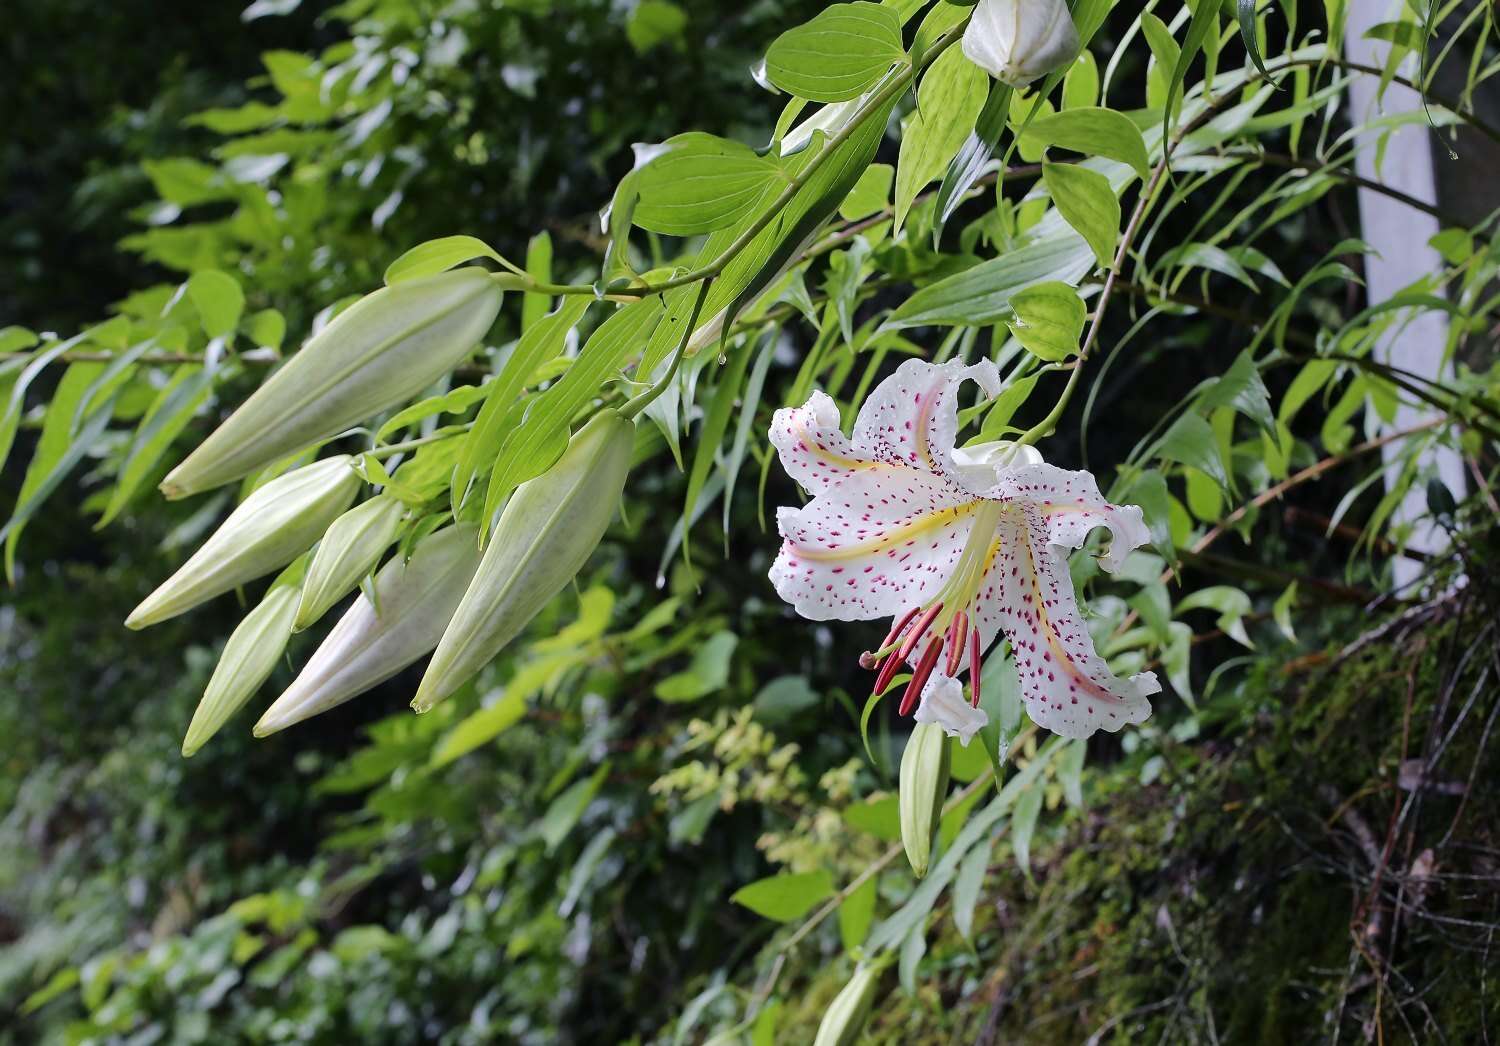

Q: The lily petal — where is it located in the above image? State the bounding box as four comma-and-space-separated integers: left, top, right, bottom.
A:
851, 358, 1001, 479
771, 469, 978, 621
769, 390, 883, 495
914, 672, 988, 745
993, 503, 1158, 739
990, 462, 1150, 572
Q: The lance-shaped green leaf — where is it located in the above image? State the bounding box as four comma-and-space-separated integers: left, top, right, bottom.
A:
935, 82, 1011, 230
127, 456, 361, 629
295, 494, 405, 630
163, 268, 502, 497
451, 295, 590, 527
415, 409, 636, 712
1042, 161, 1120, 269
97, 365, 216, 528
254, 525, 482, 737
384, 235, 510, 285
894, 45, 987, 232
2, 362, 111, 577
884, 226, 1094, 328
1020, 107, 1151, 180
483, 297, 663, 527
764, 3, 906, 103
899, 721, 951, 878
182, 558, 305, 757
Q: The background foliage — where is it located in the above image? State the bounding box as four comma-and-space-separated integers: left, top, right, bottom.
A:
3, 0, 1499, 1042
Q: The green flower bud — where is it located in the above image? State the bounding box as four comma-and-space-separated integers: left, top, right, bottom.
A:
295, 494, 405, 631
813, 964, 883, 1046
126, 456, 361, 629
899, 722, 951, 879
254, 525, 481, 737
162, 269, 503, 498
412, 409, 635, 712
181, 558, 306, 757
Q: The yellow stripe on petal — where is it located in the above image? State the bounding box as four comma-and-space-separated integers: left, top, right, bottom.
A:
790, 501, 979, 562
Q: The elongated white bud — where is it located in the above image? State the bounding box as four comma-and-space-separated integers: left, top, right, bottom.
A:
126, 456, 361, 629
254, 525, 482, 736
962, 0, 1080, 88
181, 559, 305, 757
412, 409, 635, 712
162, 269, 503, 497
899, 721, 951, 878
295, 494, 405, 631
813, 964, 883, 1046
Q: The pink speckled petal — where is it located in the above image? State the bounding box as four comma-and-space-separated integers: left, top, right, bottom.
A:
770, 468, 978, 622
989, 462, 1150, 573
850, 358, 1001, 480
769, 390, 886, 496
990, 503, 1157, 739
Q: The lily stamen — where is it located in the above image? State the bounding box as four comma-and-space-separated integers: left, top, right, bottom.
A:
896, 601, 945, 661
872, 648, 904, 697
944, 610, 969, 675
968, 627, 983, 709
899, 637, 944, 717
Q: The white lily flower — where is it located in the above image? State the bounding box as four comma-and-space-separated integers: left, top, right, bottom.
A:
768, 357, 1159, 740
962, 0, 1081, 89
913, 673, 988, 746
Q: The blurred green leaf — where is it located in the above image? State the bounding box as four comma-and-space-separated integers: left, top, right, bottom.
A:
730, 869, 833, 922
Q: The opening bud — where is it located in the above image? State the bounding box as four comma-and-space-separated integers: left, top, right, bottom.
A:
962, 0, 1081, 88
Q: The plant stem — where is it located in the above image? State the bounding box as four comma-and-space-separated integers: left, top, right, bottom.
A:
619, 278, 714, 420
366, 427, 472, 459
1016, 114, 1180, 447
1270, 56, 1500, 147
748, 724, 1039, 1015
516, 23, 970, 302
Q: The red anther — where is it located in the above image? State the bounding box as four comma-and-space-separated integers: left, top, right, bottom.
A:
899, 637, 943, 717
858, 651, 878, 670
872, 650, 903, 697
944, 610, 969, 675
968, 626, 983, 708
897, 602, 944, 661
878, 605, 922, 650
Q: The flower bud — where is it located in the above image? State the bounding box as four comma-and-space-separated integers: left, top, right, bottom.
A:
126, 456, 361, 629
254, 525, 482, 737
162, 269, 503, 498
899, 721, 952, 878
295, 494, 405, 631
181, 558, 305, 757
813, 964, 883, 1046
962, 0, 1081, 88
412, 409, 635, 712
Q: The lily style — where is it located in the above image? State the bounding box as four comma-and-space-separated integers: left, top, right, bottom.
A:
768, 358, 1159, 742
